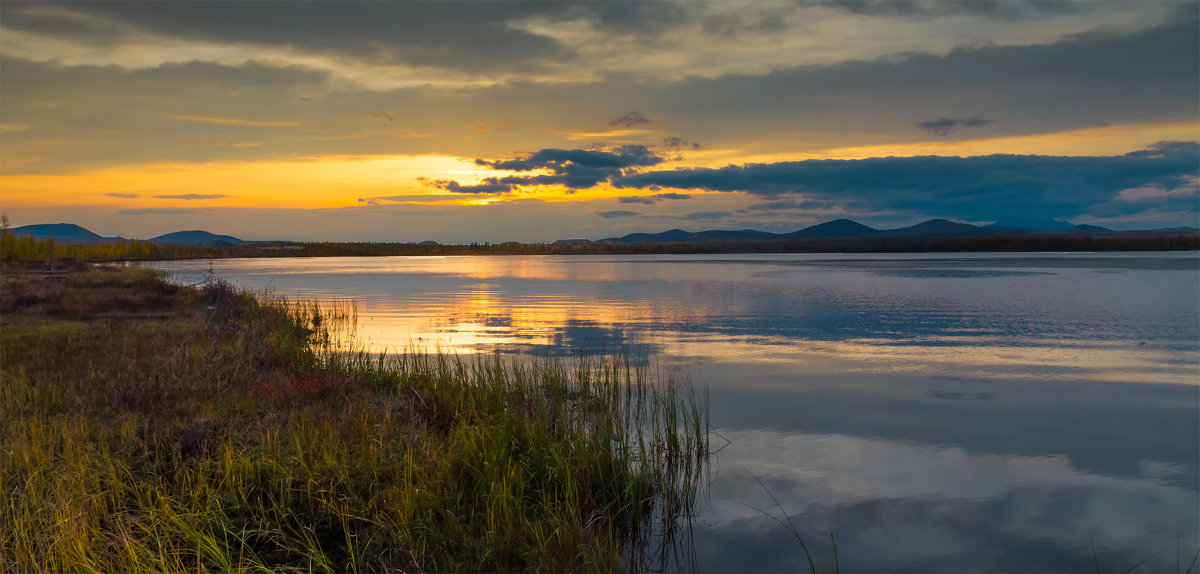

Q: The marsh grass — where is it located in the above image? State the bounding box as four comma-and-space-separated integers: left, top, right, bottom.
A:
1, 265, 707, 572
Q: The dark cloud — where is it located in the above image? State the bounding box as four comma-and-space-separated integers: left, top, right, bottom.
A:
818, 0, 1089, 21
478, 145, 662, 172
619, 192, 693, 205
4, 14, 1195, 174
3, 2, 572, 73
0, 3, 127, 47
151, 194, 229, 200
916, 116, 992, 135
646, 16, 1198, 144
104, 192, 140, 198
429, 179, 517, 195
663, 136, 703, 150
1122, 140, 1199, 158
609, 111, 652, 128
612, 141, 1200, 222
619, 196, 656, 205
595, 209, 731, 221
1, 56, 327, 102
596, 210, 643, 219
429, 145, 665, 193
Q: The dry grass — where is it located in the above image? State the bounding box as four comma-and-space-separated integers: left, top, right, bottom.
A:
1, 265, 707, 572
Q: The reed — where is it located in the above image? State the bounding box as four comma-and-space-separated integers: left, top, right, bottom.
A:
1, 266, 708, 572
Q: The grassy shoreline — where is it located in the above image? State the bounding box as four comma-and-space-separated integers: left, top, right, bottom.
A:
1, 265, 707, 572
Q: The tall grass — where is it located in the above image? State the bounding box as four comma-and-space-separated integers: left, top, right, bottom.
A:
1, 266, 708, 572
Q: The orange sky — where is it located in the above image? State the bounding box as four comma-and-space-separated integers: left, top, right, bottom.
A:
1, 1, 1196, 240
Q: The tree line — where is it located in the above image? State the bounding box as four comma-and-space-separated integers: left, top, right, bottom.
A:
2, 217, 1195, 264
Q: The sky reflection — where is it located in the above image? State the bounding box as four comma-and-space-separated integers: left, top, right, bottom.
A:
146, 252, 1199, 572
697, 429, 1197, 573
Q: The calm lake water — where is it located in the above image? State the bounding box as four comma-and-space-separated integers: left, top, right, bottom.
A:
147, 252, 1200, 572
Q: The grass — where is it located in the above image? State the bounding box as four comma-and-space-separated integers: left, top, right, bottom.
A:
0, 264, 708, 572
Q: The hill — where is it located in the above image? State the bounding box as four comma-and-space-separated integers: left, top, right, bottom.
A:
783, 218, 878, 238
590, 218, 1152, 245
150, 230, 245, 246
10, 223, 118, 245
880, 219, 996, 237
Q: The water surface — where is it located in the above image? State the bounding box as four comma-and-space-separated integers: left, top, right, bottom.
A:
149, 252, 1200, 572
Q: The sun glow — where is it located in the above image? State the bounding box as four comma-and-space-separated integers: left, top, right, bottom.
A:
0, 155, 528, 209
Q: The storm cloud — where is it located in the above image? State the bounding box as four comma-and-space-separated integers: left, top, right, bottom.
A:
612, 141, 1200, 222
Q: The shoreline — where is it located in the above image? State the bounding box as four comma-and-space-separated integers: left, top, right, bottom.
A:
1, 266, 707, 572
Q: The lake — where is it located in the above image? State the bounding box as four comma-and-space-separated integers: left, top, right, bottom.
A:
147, 252, 1200, 572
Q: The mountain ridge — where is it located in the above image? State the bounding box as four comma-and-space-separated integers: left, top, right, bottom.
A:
7, 219, 1197, 246
592, 218, 1142, 244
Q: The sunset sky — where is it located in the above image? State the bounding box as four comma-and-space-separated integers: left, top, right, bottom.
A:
1, 0, 1197, 242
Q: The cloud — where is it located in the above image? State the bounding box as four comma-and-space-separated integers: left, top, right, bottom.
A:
663, 136, 703, 150
171, 114, 302, 127
619, 196, 656, 205
3, 14, 1195, 173
596, 210, 643, 218
595, 209, 731, 221
429, 145, 665, 193
619, 192, 693, 204
151, 193, 230, 200
612, 141, 1200, 222
5, 2, 571, 73
428, 179, 518, 195
373, 112, 394, 122
357, 194, 480, 204
818, 0, 1089, 21
609, 111, 652, 128
916, 116, 992, 135
116, 208, 212, 215
1121, 140, 1199, 158
104, 192, 140, 198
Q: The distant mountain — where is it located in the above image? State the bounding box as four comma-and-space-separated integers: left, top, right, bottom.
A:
986, 218, 1076, 231
10, 223, 119, 245
1067, 224, 1112, 233
880, 219, 998, 237
784, 218, 878, 238
150, 230, 244, 246
593, 218, 1046, 244
599, 228, 776, 244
